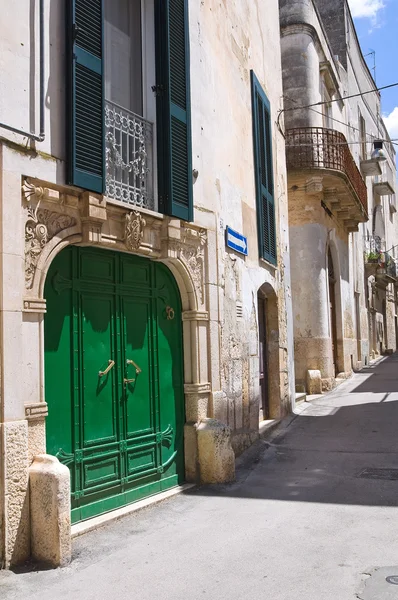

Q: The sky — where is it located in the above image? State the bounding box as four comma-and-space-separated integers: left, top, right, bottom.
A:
348, 0, 398, 140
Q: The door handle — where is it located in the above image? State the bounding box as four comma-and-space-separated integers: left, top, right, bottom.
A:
126, 359, 142, 374
99, 360, 115, 377
124, 378, 136, 385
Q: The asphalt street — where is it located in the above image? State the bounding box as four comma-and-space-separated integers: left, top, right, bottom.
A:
1, 354, 398, 600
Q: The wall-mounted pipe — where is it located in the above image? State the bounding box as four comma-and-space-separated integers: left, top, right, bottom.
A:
0, 0, 45, 142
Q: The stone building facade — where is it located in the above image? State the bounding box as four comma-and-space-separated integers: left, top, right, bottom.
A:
280, 0, 398, 392
0, 0, 294, 567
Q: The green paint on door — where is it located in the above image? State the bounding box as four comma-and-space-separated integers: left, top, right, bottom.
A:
45, 247, 185, 523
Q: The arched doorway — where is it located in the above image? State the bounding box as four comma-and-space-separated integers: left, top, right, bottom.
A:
382, 299, 387, 354
44, 246, 185, 523
257, 283, 282, 420
328, 248, 338, 376
257, 294, 269, 419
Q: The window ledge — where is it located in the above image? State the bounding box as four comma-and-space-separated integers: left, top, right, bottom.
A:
104, 196, 165, 221
259, 257, 278, 271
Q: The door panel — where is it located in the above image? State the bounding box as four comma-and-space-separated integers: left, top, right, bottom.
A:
156, 264, 184, 478
80, 250, 115, 283
81, 293, 118, 446
258, 295, 269, 419
45, 247, 185, 523
45, 249, 75, 490
122, 297, 154, 437
83, 453, 121, 490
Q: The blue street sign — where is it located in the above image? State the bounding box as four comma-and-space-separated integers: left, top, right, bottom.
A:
225, 226, 248, 256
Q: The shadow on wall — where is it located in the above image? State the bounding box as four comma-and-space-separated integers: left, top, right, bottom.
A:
194, 354, 398, 508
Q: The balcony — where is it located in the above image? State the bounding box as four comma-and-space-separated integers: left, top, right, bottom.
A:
286, 127, 368, 230
364, 236, 398, 284
375, 252, 398, 286
360, 157, 382, 177
105, 101, 154, 210
373, 162, 395, 197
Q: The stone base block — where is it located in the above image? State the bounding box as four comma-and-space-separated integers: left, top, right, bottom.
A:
231, 430, 259, 458
1, 420, 30, 568
294, 337, 334, 383
29, 455, 71, 567
306, 370, 322, 395
321, 377, 335, 392
197, 418, 235, 484
184, 423, 199, 483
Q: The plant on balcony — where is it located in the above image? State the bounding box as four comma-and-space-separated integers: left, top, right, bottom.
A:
365, 251, 383, 264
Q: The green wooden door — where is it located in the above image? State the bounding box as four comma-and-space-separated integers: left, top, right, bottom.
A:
45, 247, 185, 523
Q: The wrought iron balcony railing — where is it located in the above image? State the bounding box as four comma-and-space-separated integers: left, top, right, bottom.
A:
386, 253, 398, 279
105, 101, 154, 210
364, 236, 398, 282
286, 127, 368, 215
364, 234, 385, 256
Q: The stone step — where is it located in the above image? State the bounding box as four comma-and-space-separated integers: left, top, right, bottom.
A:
295, 392, 307, 404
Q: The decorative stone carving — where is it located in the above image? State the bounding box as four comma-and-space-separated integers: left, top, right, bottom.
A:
25, 203, 76, 289
25, 402, 49, 421
23, 298, 47, 313
125, 211, 146, 251
182, 310, 209, 321
22, 179, 46, 202
180, 226, 207, 304
22, 178, 60, 203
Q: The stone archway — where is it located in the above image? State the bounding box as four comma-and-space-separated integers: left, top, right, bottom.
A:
257, 282, 282, 419
3, 177, 236, 568
22, 178, 216, 488
326, 238, 344, 377
328, 248, 338, 375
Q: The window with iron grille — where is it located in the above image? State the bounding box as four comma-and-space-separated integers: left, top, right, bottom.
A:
66, 0, 193, 222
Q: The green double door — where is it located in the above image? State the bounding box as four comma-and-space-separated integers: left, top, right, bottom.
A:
45, 247, 185, 523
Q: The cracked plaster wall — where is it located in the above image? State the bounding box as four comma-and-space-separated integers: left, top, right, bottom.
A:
189, 0, 294, 454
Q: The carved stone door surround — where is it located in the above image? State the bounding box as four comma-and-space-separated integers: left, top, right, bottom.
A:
22, 177, 211, 482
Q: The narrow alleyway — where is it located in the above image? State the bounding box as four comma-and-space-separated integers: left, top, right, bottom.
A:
2, 354, 398, 600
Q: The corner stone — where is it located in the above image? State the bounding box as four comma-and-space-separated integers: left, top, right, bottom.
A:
29, 454, 71, 567
197, 418, 235, 484
306, 369, 322, 395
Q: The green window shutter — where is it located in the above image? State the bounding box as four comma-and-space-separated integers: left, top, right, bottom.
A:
155, 0, 193, 221
251, 71, 277, 265
67, 0, 104, 194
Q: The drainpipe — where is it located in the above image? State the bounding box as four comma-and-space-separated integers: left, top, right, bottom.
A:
0, 0, 45, 142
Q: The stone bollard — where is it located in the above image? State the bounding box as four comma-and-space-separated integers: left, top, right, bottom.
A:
29, 454, 71, 567
306, 369, 322, 395
197, 418, 235, 484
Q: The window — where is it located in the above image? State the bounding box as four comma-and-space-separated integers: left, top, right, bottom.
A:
67, 0, 193, 222
104, 0, 155, 208
359, 112, 367, 160
320, 80, 332, 129
104, 0, 144, 116
251, 71, 276, 265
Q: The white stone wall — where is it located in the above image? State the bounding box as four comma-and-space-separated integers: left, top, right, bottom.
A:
345, 9, 398, 356
281, 0, 398, 389
189, 0, 294, 450
0, 0, 294, 564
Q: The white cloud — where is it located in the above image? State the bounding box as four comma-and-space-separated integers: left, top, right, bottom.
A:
348, 0, 385, 19
383, 107, 398, 139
